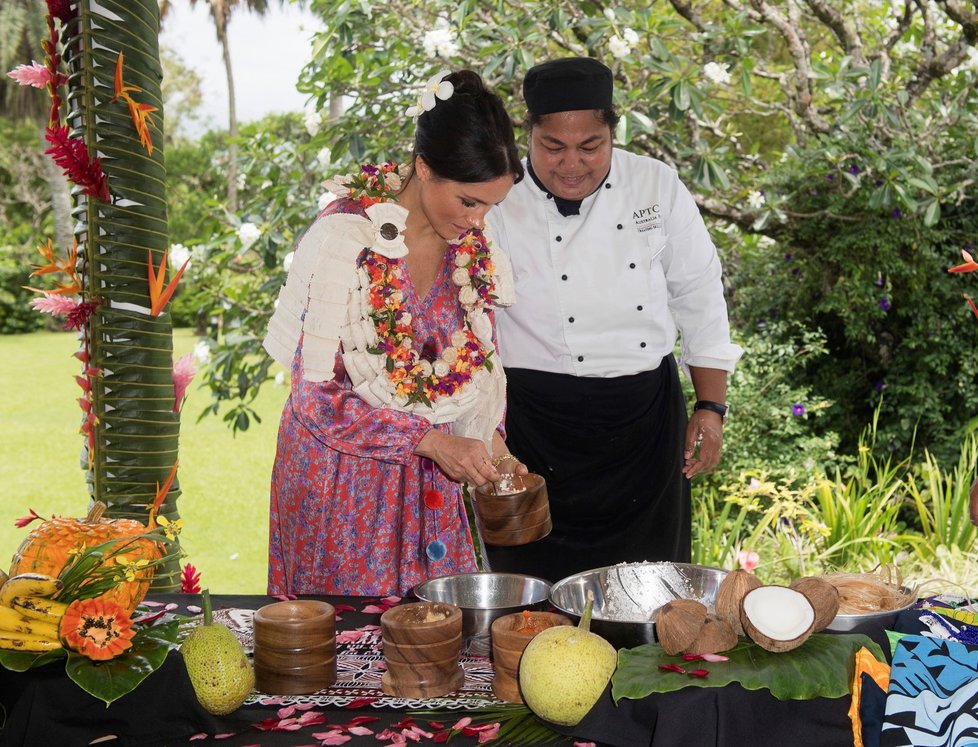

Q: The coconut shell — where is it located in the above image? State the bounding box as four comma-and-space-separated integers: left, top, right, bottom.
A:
655, 599, 707, 655
714, 569, 762, 636
789, 576, 840, 632
741, 585, 815, 653
684, 615, 738, 656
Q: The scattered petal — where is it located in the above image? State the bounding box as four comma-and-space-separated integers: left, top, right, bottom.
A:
361, 605, 387, 614
344, 697, 378, 709
688, 668, 710, 678
658, 663, 687, 674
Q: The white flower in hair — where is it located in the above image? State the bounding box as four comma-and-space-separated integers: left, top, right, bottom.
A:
405, 70, 454, 119
366, 202, 409, 258
322, 175, 352, 197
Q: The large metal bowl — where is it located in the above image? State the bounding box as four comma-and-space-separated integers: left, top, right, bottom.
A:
824, 593, 916, 632
549, 562, 728, 649
413, 572, 551, 656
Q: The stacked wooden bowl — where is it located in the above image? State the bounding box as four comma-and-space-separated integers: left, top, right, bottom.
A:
490, 611, 572, 702
380, 601, 464, 698
473, 473, 551, 546
253, 600, 336, 695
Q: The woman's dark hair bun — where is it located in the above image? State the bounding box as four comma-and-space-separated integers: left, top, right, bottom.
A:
414, 70, 523, 185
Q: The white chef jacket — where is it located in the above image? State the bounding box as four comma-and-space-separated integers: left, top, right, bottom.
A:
489, 148, 743, 378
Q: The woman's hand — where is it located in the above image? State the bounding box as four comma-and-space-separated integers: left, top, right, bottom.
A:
416, 430, 499, 487
682, 410, 724, 479
492, 453, 529, 477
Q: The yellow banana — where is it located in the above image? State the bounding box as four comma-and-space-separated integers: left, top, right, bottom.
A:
0, 573, 63, 606
9, 595, 69, 623
0, 606, 60, 640
0, 630, 62, 652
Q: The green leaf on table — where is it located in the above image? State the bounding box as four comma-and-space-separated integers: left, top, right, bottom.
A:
612, 633, 884, 702
65, 617, 184, 705
0, 647, 66, 672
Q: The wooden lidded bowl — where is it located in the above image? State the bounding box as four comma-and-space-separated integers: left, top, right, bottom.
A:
380, 602, 464, 698
253, 600, 336, 694
490, 611, 572, 703
473, 473, 551, 547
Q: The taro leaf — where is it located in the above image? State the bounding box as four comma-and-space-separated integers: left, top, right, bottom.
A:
65, 618, 183, 705
612, 634, 885, 703
0, 647, 66, 672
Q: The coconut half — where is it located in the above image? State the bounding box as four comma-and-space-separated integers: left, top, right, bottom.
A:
684, 614, 738, 655
655, 599, 707, 655
741, 585, 815, 653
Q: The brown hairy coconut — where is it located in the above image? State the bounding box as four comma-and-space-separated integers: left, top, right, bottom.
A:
655, 599, 707, 655
714, 570, 762, 636
740, 585, 815, 653
789, 576, 840, 632
684, 614, 738, 656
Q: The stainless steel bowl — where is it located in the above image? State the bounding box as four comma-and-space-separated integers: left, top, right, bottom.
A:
549, 562, 729, 649
824, 594, 916, 632
413, 572, 551, 656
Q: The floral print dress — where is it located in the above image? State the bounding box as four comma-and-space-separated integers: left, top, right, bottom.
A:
267, 204, 482, 597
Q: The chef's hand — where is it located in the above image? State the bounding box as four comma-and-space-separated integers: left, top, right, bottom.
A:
683, 410, 724, 478
415, 430, 499, 487
492, 453, 530, 477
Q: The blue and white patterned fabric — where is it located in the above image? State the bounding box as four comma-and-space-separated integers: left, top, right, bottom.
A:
881, 634, 978, 747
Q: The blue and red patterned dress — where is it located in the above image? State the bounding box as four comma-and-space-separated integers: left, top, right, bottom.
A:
267, 201, 485, 596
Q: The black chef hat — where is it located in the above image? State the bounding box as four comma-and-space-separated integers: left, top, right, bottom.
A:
523, 57, 614, 115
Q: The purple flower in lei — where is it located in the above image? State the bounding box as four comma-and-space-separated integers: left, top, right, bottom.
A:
791, 403, 806, 416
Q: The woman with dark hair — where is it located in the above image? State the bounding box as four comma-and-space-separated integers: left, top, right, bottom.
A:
263, 70, 527, 596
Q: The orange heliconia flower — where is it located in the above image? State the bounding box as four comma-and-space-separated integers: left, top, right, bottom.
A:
147, 250, 189, 316
111, 52, 157, 155
949, 250, 978, 274
24, 238, 81, 295
59, 597, 136, 661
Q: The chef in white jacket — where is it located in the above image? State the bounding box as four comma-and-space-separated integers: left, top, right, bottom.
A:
486, 57, 742, 582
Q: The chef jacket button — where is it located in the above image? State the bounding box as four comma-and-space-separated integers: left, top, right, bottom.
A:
640, 342, 647, 348
556, 235, 562, 242
617, 223, 623, 230
568, 317, 575, 323
577, 355, 584, 362
605, 183, 612, 189
629, 262, 636, 269
637, 305, 643, 311
561, 274, 568, 281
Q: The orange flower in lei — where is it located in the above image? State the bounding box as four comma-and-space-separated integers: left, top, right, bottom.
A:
59, 597, 136, 661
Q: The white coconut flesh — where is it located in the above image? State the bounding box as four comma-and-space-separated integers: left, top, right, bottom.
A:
742, 586, 815, 639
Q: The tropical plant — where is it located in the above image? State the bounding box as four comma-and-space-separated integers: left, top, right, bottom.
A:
12, 0, 184, 589
158, 0, 291, 212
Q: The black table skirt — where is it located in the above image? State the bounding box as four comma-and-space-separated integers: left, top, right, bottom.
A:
0, 594, 882, 747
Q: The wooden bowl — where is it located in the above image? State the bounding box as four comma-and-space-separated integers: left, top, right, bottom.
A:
254, 600, 335, 648
253, 639, 335, 670
380, 602, 464, 698
254, 658, 336, 695
473, 473, 551, 546
490, 611, 572, 703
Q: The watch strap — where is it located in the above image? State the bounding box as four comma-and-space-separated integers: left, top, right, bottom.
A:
693, 400, 729, 420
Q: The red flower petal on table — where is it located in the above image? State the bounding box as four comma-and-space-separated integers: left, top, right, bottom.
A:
476, 724, 501, 744
700, 653, 729, 662
423, 489, 445, 510
426, 722, 445, 730
392, 717, 416, 730
574, 742, 598, 747
433, 731, 451, 744
14, 509, 45, 528
186, 605, 202, 614
381, 595, 401, 606
687, 669, 710, 678
347, 725, 374, 736
190, 734, 207, 741
362, 605, 387, 614
451, 717, 472, 730
131, 609, 166, 624
273, 594, 297, 601
344, 697, 378, 709
343, 716, 380, 726
658, 663, 686, 674
213, 735, 237, 741
335, 604, 356, 613
314, 730, 351, 745
336, 629, 365, 644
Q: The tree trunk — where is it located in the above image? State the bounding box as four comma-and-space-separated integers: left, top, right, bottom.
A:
40, 129, 72, 251
217, 22, 238, 213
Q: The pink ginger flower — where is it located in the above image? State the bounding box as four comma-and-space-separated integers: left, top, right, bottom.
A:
31, 294, 79, 315
736, 549, 760, 573
6, 61, 54, 88
172, 352, 197, 412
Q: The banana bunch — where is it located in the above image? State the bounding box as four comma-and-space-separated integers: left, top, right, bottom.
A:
0, 572, 66, 653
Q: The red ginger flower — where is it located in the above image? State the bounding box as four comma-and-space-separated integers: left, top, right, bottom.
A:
180, 563, 202, 594
44, 126, 110, 202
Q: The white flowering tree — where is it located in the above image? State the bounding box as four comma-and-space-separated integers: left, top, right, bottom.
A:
194, 0, 978, 458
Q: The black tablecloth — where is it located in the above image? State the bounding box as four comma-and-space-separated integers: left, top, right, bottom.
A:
0, 594, 889, 747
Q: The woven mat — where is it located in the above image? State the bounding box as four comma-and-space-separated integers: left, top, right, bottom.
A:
213, 608, 501, 711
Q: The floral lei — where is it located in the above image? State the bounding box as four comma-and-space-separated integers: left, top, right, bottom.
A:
338, 162, 497, 408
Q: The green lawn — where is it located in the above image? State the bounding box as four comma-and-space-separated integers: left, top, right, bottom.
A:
0, 329, 287, 593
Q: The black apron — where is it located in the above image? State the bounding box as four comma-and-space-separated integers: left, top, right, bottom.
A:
485, 357, 691, 584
